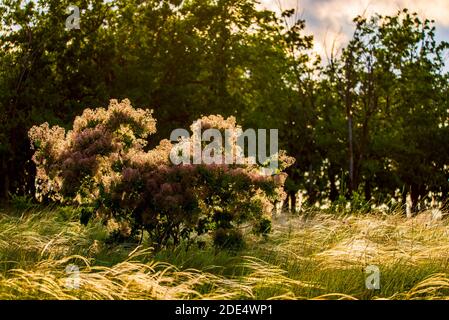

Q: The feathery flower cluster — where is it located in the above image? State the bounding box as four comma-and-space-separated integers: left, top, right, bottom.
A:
29, 99, 293, 248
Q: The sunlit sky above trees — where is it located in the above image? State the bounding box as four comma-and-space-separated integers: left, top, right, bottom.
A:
260, 0, 449, 64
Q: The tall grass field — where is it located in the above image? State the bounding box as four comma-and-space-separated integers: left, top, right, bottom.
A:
1, 199, 449, 300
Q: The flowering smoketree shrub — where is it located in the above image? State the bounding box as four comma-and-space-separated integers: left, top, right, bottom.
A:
29, 99, 294, 249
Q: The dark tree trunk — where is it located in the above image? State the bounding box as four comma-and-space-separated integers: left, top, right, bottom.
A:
343, 53, 355, 196
290, 191, 296, 212
0, 154, 9, 201
364, 181, 372, 202
410, 183, 420, 214
347, 114, 354, 195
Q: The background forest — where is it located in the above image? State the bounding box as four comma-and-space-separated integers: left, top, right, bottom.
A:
0, 0, 448, 211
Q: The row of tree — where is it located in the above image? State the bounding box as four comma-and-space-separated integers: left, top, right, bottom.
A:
0, 0, 448, 211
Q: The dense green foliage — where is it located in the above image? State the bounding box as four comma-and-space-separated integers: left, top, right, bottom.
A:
0, 1, 448, 211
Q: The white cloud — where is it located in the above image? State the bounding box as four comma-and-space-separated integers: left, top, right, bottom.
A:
258, 0, 449, 62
